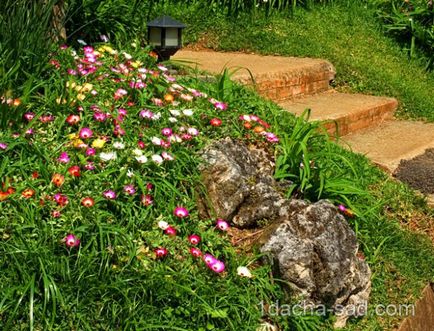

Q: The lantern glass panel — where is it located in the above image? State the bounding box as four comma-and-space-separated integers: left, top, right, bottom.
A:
149, 28, 161, 46
165, 28, 179, 47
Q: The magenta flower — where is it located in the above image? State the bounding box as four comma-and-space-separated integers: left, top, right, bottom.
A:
64, 234, 80, 248
85, 148, 96, 156
216, 219, 229, 231
209, 260, 225, 273
79, 128, 93, 139
123, 184, 136, 195
338, 204, 347, 212
155, 247, 168, 258
0, 142, 8, 150
102, 190, 117, 200
188, 234, 201, 245
53, 193, 69, 206
23, 112, 35, 121
173, 206, 189, 218
203, 253, 217, 266
93, 112, 107, 122
164, 226, 177, 236
161, 128, 173, 137
213, 101, 228, 111
190, 247, 202, 258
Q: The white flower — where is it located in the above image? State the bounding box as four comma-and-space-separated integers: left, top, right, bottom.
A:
237, 266, 253, 278
168, 117, 178, 123
77, 39, 87, 45
182, 109, 194, 116
172, 84, 184, 91
158, 221, 169, 230
135, 155, 148, 164
127, 169, 134, 178
100, 152, 117, 162
151, 154, 163, 165
123, 52, 132, 60
151, 137, 162, 146
169, 134, 182, 143
153, 112, 162, 120
169, 109, 181, 117
132, 148, 143, 156
113, 141, 125, 149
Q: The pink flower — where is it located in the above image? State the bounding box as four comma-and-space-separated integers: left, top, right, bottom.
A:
0, 142, 8, 150
155, 247, 168, 258
165, 226, 177, 236
64, 234, 80, 248
23, 112, 35, 121
161, 128, 173, 137
187, 127, 199, 136
173, 206, 189, 218
161, 151, 174, 161
190, 247, 202, 258
102, 190, 116, 200
139, 109, 154, 119
216, 219, 229, 231
114, 88, 128, 100
51, 210, 61, 218
338, 204, 347, 212
79, 128, 93, 139
209, 260, 225, 273
203, 254, 217, 265
213, 101, 227, 111
123, 184, 136, 195
141, 194, 153, 206
188, 234, 201, 245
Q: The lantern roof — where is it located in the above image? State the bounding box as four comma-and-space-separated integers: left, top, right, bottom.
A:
147, 16, 186, 29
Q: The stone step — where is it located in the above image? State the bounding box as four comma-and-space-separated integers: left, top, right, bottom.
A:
172, 50, 335, 101
278, 91, 398, 136
340, 120, 434, 173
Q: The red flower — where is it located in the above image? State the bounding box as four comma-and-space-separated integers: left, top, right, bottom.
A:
68, 165, 81, 177
66, 114, 80, 125
210, 118, 222, 127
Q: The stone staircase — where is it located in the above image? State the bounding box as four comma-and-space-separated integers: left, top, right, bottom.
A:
173, 50, 434, 178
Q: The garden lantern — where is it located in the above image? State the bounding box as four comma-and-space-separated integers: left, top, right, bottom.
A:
147, 15, 186, 61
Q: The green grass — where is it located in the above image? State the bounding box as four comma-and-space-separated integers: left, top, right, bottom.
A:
161, 1, 434, 121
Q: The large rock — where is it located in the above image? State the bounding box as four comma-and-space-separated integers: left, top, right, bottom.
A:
199, 138, 371, 327
259, 200, 371, 328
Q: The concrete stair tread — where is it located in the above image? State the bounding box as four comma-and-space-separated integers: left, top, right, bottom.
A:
173, 50, 335, 101
341, 120, 434, 172
278, 92, 398, 136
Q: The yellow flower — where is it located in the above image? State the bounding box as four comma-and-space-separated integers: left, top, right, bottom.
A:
66, 81, 77, 89
92, 138, 106, 149
130, 61, 142, 68
77, 93, 86, 101
68, 133, 78, 140
82, 83, 93, 92
72, 139, 86, 148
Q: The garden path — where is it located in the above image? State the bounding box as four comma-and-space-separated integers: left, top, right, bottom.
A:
173, 50, 434, 204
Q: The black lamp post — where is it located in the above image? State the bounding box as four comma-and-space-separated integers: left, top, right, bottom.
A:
147, 16, 186, 62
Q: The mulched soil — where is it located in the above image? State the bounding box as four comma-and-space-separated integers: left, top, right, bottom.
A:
395, 148, 434, 195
